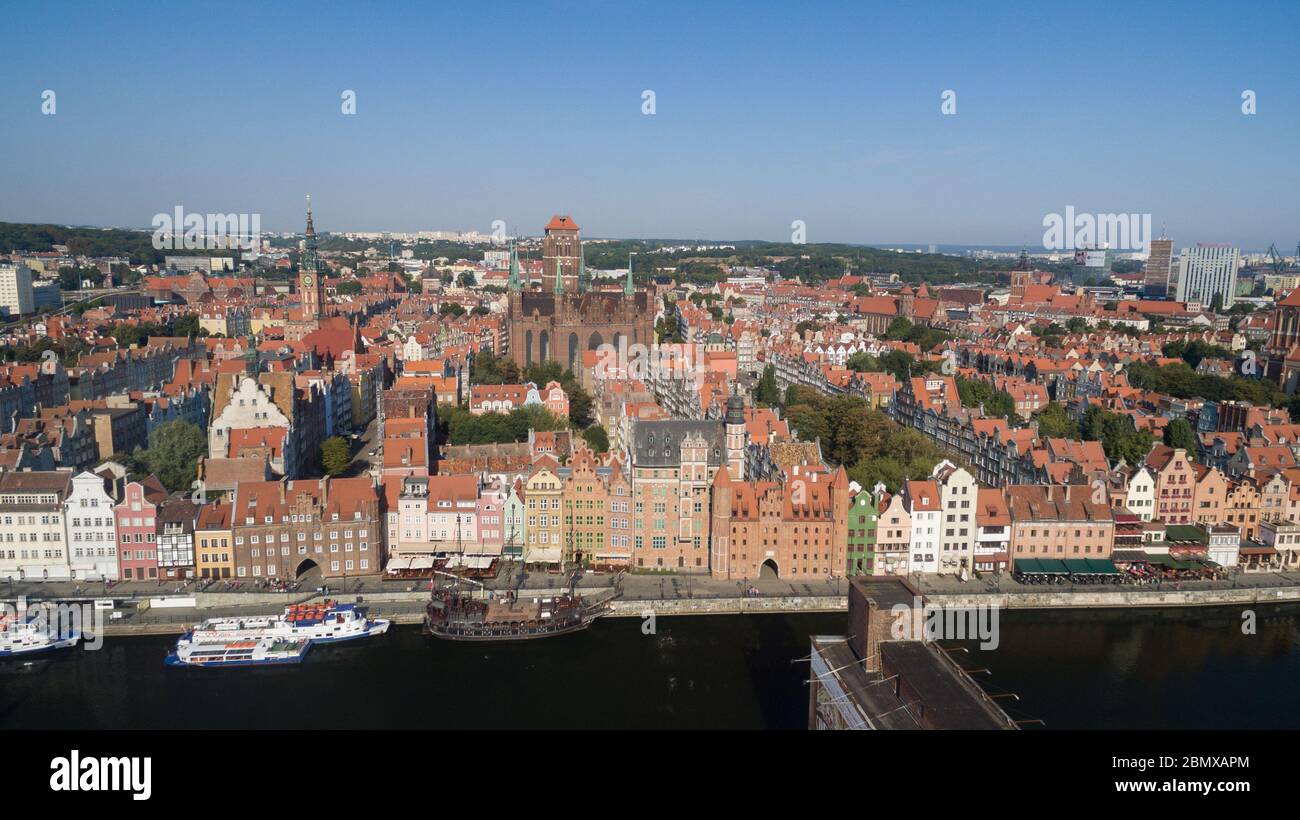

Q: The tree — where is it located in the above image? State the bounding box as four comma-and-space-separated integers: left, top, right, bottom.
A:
884, 317, 913, 340
523, 361, 563, 386
172, 313, 204, 338
753, 365, 780, 407
1163, 418, 1198, 452
562, 375, 594, 429
845, 351, 878, 372
472, 351, 520, 385
320, 436, 351, 476
582, 425, 610, 453
1082, 406, 1155, 465
1033, 402, 1080, 440
139, 420, 206, 492
336, 280, 363, 296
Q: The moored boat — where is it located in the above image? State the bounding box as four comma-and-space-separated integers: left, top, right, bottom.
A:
188, 599, 390, 644
165, 599, 389, 667
165, 635, 311, 667
0, 612, 80, 658
423, 586, 614, 641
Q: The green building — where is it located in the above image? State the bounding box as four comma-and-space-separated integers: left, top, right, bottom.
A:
847, 486, 882, 575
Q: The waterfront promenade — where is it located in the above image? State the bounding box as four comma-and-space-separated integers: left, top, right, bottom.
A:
8, 566, 1300, 637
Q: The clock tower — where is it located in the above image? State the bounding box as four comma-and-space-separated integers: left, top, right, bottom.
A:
300, 195, 324, 320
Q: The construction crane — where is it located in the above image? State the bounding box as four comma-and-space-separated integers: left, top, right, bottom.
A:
1267, 243, 1287, 276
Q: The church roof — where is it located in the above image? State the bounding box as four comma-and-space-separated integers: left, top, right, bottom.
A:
545, 215, 579, 231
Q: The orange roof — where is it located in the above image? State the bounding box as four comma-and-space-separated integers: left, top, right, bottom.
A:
545, 215, 579, 231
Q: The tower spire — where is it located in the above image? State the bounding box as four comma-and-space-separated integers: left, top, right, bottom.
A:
301, 194, 319, 276
624, 252, 634, 297
508, 239, 522, 292
577, 243, 590, 294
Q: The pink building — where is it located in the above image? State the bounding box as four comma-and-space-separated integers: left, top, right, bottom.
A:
115, 476, 168, 581
477, 482, 505, 552
540, 381, 569, 419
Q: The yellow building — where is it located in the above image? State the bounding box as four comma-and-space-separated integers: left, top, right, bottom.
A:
195, 500, 235, 580
524, 467, 565, 566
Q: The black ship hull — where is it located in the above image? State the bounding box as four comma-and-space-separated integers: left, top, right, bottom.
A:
423, 586, 617, 642
422, 613, 599, 641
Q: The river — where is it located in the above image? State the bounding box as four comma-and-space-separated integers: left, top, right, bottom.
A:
2, 605, 1298, 729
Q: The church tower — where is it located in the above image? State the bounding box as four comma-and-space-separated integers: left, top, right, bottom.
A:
542, 215, 580, 292
725, 386, 746, 480
299, 195, 324, 320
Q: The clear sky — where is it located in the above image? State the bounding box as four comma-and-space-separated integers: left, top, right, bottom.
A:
1, 0, 1296, 250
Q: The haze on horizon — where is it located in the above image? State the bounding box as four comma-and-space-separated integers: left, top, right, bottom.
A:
1, 0, 1297, 251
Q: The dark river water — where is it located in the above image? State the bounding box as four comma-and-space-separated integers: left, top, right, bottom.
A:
3, 605, 1298, 729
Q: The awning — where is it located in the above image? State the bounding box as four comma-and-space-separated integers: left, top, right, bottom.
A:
1085, 558, 1122, 574
524, 547, 562, 565
1145, 554, 1201, 570
1037, 558, 1069, 574
386, 557, 411, 572
409, 556, 435, 570
1239, 546, 1279, 556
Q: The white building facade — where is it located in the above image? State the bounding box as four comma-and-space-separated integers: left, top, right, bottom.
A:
64, 471, 120, 580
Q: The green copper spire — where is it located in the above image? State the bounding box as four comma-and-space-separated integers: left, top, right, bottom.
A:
577, 245, 590, 294
507, 240, 521, 292
624, 252, 634, 297
553, 256, 565, 295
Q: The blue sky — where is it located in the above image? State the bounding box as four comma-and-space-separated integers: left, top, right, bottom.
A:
1, 0, 1296, 249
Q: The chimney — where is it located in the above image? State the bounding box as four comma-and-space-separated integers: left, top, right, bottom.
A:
1065, 484, 1072, 502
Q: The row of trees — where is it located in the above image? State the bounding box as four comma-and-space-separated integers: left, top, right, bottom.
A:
780, 387, 948, 492
441, 404, 567, 446
955, 376, 1020, 424
1125, 361, 1285, 408
448, 354, 603, 452
1162, 339, 1235, 369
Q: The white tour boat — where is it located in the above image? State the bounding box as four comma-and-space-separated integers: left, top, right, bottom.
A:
165, 599, 389, 668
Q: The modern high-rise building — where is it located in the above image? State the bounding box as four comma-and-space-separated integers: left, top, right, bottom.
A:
1175, 243, 1241, 310
1144, 237, 1174, 297
0, 262, 35, 317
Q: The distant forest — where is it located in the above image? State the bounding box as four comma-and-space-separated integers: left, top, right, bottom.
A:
2, 220, 1026, 287
0, 222, 225, 265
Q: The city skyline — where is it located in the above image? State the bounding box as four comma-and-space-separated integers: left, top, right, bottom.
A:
2, 0, 1297, 249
